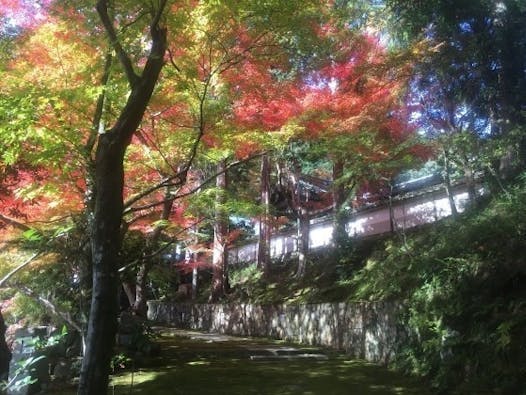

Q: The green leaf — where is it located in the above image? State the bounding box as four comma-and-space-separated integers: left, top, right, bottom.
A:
22, 229, 43, 242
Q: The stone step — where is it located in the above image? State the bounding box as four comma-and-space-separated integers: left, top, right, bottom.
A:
249, 353, 329, 361
248, 346, 329, 361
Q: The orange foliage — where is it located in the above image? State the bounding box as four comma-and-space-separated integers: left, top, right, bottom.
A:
233, 140, 260, 160
0, 165, 83, 228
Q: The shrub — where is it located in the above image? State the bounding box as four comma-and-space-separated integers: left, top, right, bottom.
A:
350, 178, 526, 394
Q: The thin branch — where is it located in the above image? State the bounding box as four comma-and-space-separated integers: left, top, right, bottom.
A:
0, 213, 31, 231
0, 252, 41, 288
118, 217, 207, 274
118, 10, 150, 32
17, 286, 83, 334
166, 47, 181, 72
96, 0, 139, 87
123, 169, 187, 212
123, 126, 205, 211
22, 215, 74, 227
150, 0, 168, 34
215, 31, 271, 75
198, 75, 211, 135
180, 152, 265, 198
86, 51, 113, 155
138, 123, 178, 175
126, 152, 264, 213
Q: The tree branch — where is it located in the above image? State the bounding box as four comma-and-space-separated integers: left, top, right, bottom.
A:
107, 2, 167, 147
150, 0, 168, 34
118, 217, 207, 274
123, 124, 205, 211
167, 47, 181, 72
0, 252, 41, 288
123, 169, 187, 212
17, 286, 83, 334
0, 213, 31, 231
125, 152, 264, 214
86, 51, 113, 155
96, 0, 139, 87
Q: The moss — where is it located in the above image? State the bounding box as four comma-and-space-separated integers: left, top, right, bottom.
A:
111, 330, 430, 395
53, 329, 430, 394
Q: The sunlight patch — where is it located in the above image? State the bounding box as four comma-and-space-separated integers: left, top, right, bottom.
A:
187, 360, 211, 366
111, 370, 160, 386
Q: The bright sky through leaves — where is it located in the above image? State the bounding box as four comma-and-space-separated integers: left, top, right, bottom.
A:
0, 0, 49, 31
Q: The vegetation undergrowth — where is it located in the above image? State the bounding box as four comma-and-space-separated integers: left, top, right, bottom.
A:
227, 235, 384, 304
227, 176, 526, 394
351, 179, 526, 394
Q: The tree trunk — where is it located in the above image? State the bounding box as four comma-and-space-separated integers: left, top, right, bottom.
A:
133, 189, 174, 317
296, 211, 309, 278
78, 135, 125, 394
289, 168, 309, 278
257, 154, 271, 274
332, 159, 348, 248
191, 267, 198, 300
0, 308, 11, 382
388, 182, 396, 232
132, 265, 149, 317
442, 146, 458, 217
121, 282, 135, 308
462, 160, 477, 205
78, 3, 167, 392
210, 159, 229, 302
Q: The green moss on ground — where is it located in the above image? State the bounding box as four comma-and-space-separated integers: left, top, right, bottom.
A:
54, 329, 431, 394
110, 329, 431, 395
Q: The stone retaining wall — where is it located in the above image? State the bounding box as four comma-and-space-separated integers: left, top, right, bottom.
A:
147, 301, 405, 364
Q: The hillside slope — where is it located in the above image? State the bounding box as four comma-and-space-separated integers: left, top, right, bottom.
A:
228, 177, 526, 394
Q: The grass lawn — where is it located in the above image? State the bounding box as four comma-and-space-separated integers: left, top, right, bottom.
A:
59, 329, 431, 395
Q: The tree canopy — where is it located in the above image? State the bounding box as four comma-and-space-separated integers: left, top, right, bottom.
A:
0, 1, 524, 394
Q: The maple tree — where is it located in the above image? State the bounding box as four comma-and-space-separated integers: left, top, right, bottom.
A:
200, 24, 426, 278
159, 1, 332, 296
298, 31, 424, 251
258, 153, 272, 273
1, 7, 97, 378
1, 1, 347, 393
3, 0, 169, 391
221, 57, 302, 277
240, 30, 426, 276
0, 0, 432, 392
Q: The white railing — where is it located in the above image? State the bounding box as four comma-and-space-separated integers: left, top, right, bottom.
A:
228, 183, 476, 264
